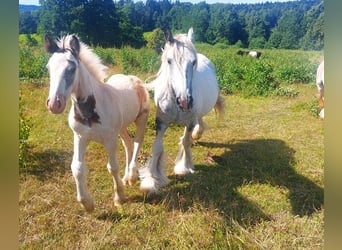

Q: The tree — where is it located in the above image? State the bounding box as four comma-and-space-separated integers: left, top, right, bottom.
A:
267, 10, 305, 49
38, 0, 88, 38
300, 1, 324, 50
83, 0, 119, 47
19, 11, 39, 34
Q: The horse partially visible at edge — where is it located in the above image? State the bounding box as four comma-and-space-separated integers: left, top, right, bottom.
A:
316, 60, 324, 119
140, 28, 225, 194
44, 34, 150, 212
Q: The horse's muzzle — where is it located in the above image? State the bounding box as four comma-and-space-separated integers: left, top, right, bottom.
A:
176, 95, 193, 112
46, 95, 66, 114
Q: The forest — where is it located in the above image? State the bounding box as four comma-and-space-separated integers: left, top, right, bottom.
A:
19, 0, 323, 50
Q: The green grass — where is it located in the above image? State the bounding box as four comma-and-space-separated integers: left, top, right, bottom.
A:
19, 80, 323, 249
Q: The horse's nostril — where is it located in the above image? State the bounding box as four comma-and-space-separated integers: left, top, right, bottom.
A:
56, 99, 61, 108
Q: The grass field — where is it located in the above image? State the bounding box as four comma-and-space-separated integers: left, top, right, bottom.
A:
19, 77, 323, 248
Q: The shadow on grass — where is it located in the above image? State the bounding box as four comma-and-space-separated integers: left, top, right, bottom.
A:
155, 139, 323, 225
20, 148, 71, 181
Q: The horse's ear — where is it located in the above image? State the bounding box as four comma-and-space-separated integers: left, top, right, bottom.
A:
188, 27, 194, 43
164, 29, 174, 44
69, 35, 81, 57
44, 34, 59, 54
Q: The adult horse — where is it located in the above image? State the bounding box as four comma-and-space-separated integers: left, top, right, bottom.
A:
44, 34, 150, 212
316, 60, 324, 119
236, 50, 262, 59
140, 28, 224, 194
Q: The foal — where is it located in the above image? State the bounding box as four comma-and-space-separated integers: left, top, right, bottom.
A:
45, 34, 150, 212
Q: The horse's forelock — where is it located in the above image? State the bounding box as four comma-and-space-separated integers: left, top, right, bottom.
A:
57, 35, 108, 82
163, 36, 196, 64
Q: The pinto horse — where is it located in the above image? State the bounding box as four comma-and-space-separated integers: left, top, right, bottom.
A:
316, 60, 324, 119
44, 34, 150, 212
237, 50, 262, 59
140, 28, 224, 194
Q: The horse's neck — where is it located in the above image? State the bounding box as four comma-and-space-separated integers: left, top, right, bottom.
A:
72, 62, 101, 101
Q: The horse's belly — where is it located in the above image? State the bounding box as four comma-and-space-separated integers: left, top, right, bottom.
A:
68, 108, 119, 143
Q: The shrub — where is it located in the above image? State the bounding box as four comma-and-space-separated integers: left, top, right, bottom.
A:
145, 28, 165, 53
212, 54, 277, 97
19, 46, 49, 80
120, 47, 160, 75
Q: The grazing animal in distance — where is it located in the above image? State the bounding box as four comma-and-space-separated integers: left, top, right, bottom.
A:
237, 50, 249, 56
248, 50, 262, 59
237, 50, 262, 59
140, 28, 225, 194
44, 34, 150, 212
316, 60, 324, 119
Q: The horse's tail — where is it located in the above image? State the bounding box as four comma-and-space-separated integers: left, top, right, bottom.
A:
214, 94, 225, 120
144, 74, 158, 91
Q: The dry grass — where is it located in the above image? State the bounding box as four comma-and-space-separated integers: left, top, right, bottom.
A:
19, 81, 323, 249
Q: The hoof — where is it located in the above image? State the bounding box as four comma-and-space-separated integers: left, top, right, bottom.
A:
80, 199, 95, 213
174, 164, 195, 176
140, 180, 158, 195
114, 196, 127, 206
123, 171, 139, 186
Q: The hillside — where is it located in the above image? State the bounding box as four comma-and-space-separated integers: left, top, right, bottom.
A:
19, 4, 40, 13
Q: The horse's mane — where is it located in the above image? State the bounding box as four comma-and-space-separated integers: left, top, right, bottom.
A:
58, 35, 108, 83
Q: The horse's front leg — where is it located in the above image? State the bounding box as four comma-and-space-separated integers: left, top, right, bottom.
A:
105, 137, 126, 206
174, 125, 195, 175
71, 134, 94, 212
140, 118, 170, 194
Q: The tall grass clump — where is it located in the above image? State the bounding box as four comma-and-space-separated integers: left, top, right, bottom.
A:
93, 47, 118, 66
19, 94, 31, 169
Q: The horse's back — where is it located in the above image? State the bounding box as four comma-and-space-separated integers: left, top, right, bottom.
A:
106, 74, 150, 124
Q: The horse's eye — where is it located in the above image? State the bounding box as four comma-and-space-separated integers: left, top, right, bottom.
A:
167, 58, 172, 65
66, 62, 76, 73
193, 60, 197, 66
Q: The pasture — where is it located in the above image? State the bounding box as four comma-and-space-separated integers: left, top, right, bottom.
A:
19, 41, 324, 249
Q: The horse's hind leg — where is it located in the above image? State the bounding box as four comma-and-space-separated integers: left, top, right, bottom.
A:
120, 128, 135, 186
105, 137, 126, 206
71, 135, 94, 212
175, 127, 195, 175
192, 117, 208, 141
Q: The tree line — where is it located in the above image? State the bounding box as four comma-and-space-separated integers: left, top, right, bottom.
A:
19, 0, 323, 50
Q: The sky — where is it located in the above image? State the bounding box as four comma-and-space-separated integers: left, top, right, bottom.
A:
19, 0, 294, 6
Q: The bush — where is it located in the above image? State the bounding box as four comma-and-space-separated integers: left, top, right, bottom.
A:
145, 28, 165, 53
19, 46, 49, 80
